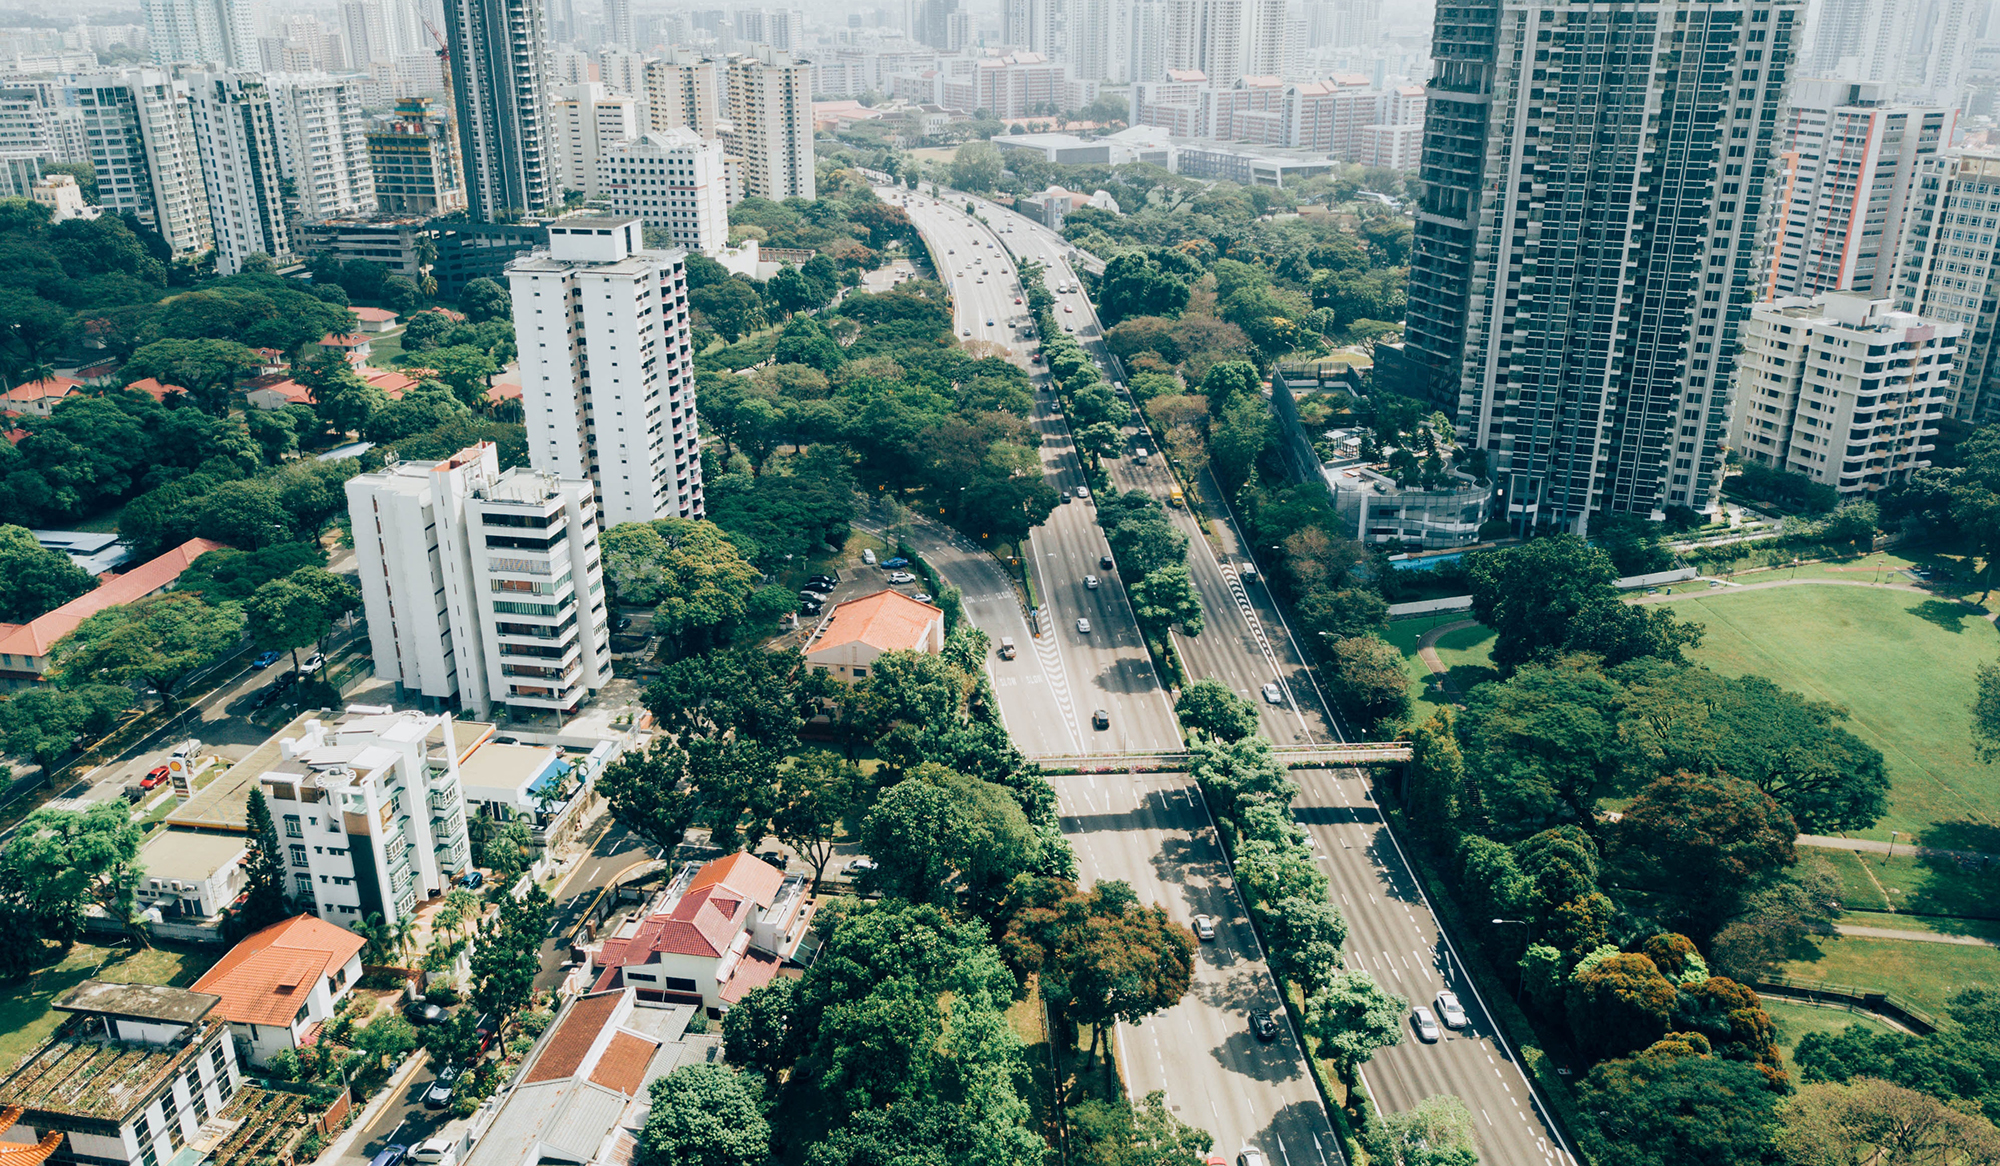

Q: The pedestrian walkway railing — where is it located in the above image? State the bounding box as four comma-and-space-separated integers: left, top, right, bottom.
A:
1031, 742, 1412, 773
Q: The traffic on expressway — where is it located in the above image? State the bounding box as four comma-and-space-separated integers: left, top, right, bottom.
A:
881, 186, 1575, 1166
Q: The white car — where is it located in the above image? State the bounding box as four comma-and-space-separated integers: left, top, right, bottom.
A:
1063, 303, 1074, 312
1192, 914, 1216, 941
1262, 682, 1284, 704
886, 571, 917, 583
1436, 990, 1468, 1029
1412, 1006, 1441, 1043
1084, 575, 1099, 589
845, 857, 878, 875
1076, 618, 1091, 634
1074, 485, 1090, 498
1236, 1150, 1266, 1166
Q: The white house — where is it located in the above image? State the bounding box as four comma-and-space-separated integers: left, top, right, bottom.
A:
191, 914, 368, 1066
589, 852, 815, 1015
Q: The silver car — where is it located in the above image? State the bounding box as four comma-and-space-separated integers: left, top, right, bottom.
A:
1076, 618, 1091, 634
1412, 1006, 1441, 1042
1262, 682, 1284, 704
1436, 990, 1468, 1029
1192, 914, 1216, 941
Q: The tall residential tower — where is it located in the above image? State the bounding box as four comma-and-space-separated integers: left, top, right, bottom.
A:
446, 0, 558, 219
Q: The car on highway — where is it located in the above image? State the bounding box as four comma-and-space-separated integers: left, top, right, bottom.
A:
986, 318, 995, 325
1100, 555, 1115, 570
251, 650, 282, 669
1436, 990, 1468, 1029
1092, 708, 1109, 730
1262, 682, 1284, 704
1015, 297, 1023, 303
141, 766, 170, 790
1074, 485, 1090, 498
423, 1063, 461, 1109
1193, 914, 1216, 941
886, 571, 917, 584
1076, 617, 1091, 633
405, 1000, 445, 1025
1412, 1005, 1442, 1042
1236, 1150, 1265, 1166
881, 557, 910, 569
961, 328, 971, 336
1249, 1010, 1279, 1042
1084, 575, 1099, 589
1063, 304, 1073, 312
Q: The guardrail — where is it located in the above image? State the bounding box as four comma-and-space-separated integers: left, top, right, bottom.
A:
1031, 742, 1412, 772
1754, 974, 1939, 1034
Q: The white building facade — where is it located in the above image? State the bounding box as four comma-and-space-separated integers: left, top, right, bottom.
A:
186, 71, 293, 275
1893, 150, 2000, 424
345, 442, 615, 718
1731, 293, 1959, 495
266, 72, 378, 222
68, 70, 213, 257
727, 46, 814, 201
556, 82, 638, 195
506, 216, 705, 526
601, 130, 729, 251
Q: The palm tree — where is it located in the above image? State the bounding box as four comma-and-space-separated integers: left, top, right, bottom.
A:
390, 912, 420, 965
356, 912, 393, 964
15, 360, 54, 389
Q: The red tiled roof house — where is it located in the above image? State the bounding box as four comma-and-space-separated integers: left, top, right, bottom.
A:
803, 588, 945, 684
190, 914, 367, 1067
0, 538, 227, 689
588, 852, 814, 1015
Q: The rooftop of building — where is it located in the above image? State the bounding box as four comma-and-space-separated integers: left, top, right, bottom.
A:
549, 215, 643, 232
0, 537, 226, 661
137, 828, 247, 883
1, 985, 223, 1123
805, 589, 942, 656
458, 741, 571, 800
192, 915, 368, 1028
54, 981, 220, 1027
2, 376, 80, 402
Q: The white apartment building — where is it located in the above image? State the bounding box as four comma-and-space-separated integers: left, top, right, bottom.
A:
0, 83, 88, 164
1761, 79, 1949, 300
258, 709, 474, 924
647, 49, 720, 135
68, 70, 212, 257
145, 0, 259, 68
1731, 293, 1958, 495
341, 0, 395, 65
556, 83, 638, 195
506, 217, 705, 526
186, 71, 292, 275
1893, 150, 2000, 423
31, 172, 99, 220
602, 130, 729, 251
1167, 0, 1245, 85
267, 73, 377, 221
599, 49, 651, 105
1802, 0, 1976, 106
346, 442, 615, 718
736, 7, 805, 51
727, 46, 814, 201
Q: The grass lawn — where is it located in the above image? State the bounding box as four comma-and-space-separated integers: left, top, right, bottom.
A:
365, 330, 408, 369
1782, 932, 2000, 1021
1766, 999, 1895, 1072
1808, 843, 2000, 933
1664, 585, 2000, 845
1385, 615, 1498, 717
0, 942, 214, 1072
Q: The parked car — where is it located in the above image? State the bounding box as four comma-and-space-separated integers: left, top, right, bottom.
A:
1076, 618, 1091, 634
1262, 682, 1284, 705
862, 549, 878, 565
881, 557, 910, 569
616, 616, 633, 631
1412, 1006, 1441, 1042
404, 1001, 445, 1026
458, 870, 485, 889
1436, 990, 1467, 1029
1074, 485, 1090, 499
1193, 914, 1216, 941
423, 1063, 461, 1109
845, 857, 878, 875
912, 593, 932, 604
1249, 1010, 1279, 1042
250, 650, 282, 669
803, 578, 835, 593
808, 572, 840, 586
408, 1140, 455, 1166
141, 766, 170, 790
1092, 708, 1109, 730
886, 571, 917, 584
298, 652, 325, 675
273, 670, 298, 690
368, 1146, 409, 1166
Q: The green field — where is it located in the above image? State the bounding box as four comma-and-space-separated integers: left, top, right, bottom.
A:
0, 943, 213, 1072
1385, 615, 1498, 718
1665, 586, 2000, 845
1765, 999, 1895, 1071
1782, 932, 2000, 1020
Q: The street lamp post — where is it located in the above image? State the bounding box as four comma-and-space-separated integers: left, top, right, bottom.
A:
1492, 918, 1530, 1004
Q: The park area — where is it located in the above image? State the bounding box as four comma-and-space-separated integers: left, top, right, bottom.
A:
1398, 583, 2000, 846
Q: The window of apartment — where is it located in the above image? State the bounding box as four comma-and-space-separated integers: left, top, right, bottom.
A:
284, 815, 303, 838
294, 874, 314, 899
664, 976, 699, 993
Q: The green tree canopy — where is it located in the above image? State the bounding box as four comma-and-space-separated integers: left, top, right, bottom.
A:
1175, 679, 1260, 742
0, 524, 95, 623
51, 591, 245, 698
1467, 535, 1701, 669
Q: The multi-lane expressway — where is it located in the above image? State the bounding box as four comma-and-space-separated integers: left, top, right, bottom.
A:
885, 188, 1574, 1166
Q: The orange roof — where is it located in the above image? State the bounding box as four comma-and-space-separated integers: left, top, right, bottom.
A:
807, 589, 942, 655
0, 1107, 63, 1166
719, 950, 782, 1004
3, 376, 81, 403
320, 333, 372, 348
588, 1032, 658, 1095
250, 378, 314, 404
191, 914, 367, 1028
523, 991, 624, 1084
352, 307, 400, 323
363, 369, 420, 398
121, 377, 183, 402
687, 851, 784, 907
0, 537, 226, 661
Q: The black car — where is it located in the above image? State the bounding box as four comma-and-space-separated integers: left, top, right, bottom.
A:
272, 669, 299, 690
1099, 555, 1115, 570
808, 572, 840, 586
616, 616, 633, 631
803, 578, 836, 593
423, 1063, 461, 1110
1250, 1009, 1279, 1042
1092, 709, 1110, 730
405, 1001, 445, 1025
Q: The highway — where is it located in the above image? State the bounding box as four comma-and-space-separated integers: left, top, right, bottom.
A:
890, 188, 1576, 1166
895, 190, 1182, 755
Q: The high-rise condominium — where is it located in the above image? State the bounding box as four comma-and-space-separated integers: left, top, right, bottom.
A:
144, 0, 258, 68
602, 130, 729, 251
187, 72, 293, 276
341, 0, 394, 66
1892, 150, 2000, 424
1003, 0, 1059, 53
1401, 0, 1797, 529
646, 49, 720, 135
267, 73, 378, 222
1801, 0, 1974, 104
446, 0, 557, 219
556, 83, 638, 195
605, 0, 634, 48
1167, 0, 1246, 84
505, 217, 705, 526
1730, 293, 1957, 495
69, 70, 212, 257
346, 441, 614, 719
1762, 79, 1948, 300
728, 46, 815, 201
